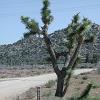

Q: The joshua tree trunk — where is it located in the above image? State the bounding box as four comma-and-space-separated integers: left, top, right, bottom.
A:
55, 76, 65, 97
55, 68, 67, 97
42, 25, 60, 75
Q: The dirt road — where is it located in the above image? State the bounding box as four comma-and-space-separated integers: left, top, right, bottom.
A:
0, 69, 95, 100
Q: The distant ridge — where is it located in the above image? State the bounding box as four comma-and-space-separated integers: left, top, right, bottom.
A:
0, 23, 100, 66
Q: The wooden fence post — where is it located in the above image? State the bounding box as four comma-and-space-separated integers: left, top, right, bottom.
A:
37, 87, 40, 100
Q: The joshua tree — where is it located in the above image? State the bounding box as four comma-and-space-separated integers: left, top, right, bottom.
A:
21, 0, 96, 97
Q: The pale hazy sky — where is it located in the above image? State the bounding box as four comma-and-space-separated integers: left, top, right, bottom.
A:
0, 0, 100, 44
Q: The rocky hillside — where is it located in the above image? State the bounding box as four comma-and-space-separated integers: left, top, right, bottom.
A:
0, 24, 100, 66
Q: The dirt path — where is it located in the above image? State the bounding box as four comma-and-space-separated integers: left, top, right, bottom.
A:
0, 68, 95, 100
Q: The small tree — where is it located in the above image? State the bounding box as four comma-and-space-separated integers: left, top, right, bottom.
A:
21, 0, 96, 97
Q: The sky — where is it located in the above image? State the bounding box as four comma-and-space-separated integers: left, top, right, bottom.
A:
0, 0, 100, 44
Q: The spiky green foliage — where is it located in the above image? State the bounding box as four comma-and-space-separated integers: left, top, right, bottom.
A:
41, 0, 54, 25
65, 14, 92, 52
72, 13, 80, 23
21, 16, 39, 37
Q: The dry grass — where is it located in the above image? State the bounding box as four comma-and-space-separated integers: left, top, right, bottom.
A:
0, 68, 53, 78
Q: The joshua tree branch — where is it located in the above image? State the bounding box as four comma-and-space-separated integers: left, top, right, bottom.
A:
42, 25, 60, 75
67, 36, 83, 70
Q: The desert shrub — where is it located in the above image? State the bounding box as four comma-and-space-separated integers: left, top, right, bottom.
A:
45, 80, 56, 88
42, 90, 52, 97
82, 76, 88, 80
91, 54, 99, 64
80, 81, 84, 84
92, 82, 100, 89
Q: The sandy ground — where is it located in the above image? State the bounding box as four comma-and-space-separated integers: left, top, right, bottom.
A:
0, 69, 95, 100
